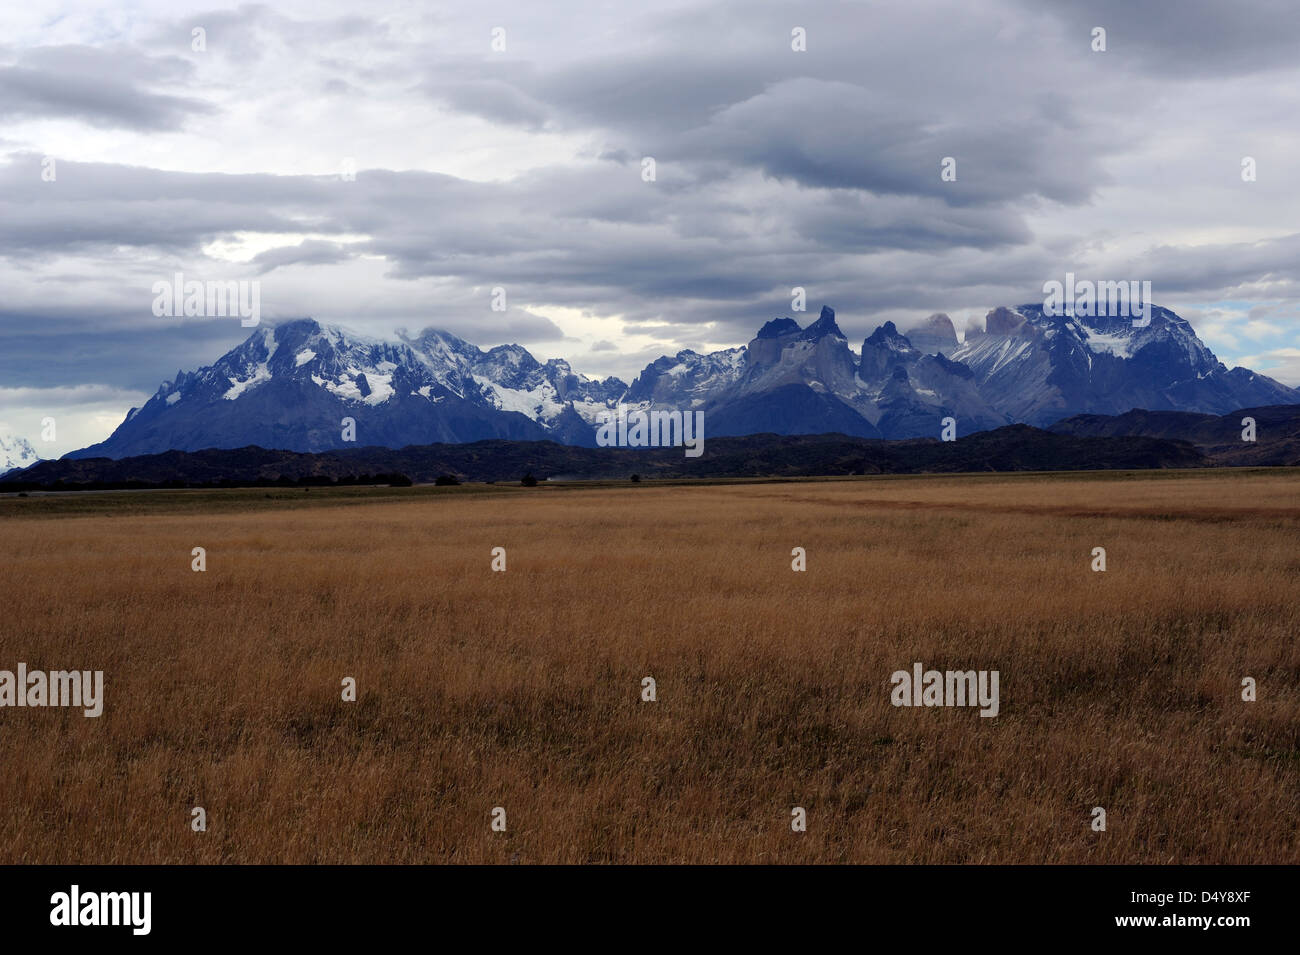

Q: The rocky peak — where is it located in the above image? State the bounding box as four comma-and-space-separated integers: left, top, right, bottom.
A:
983, 306, 1028, 337
860, 321, 922, 382
755, 317, 802, 340
864, 321, 913, 348
799, 306, 845, 340
905, 313, 959, 356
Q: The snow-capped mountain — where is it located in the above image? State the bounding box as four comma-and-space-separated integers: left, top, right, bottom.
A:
946, 304, 1293, 426
66, 304, 1298, 460
0, 433, 40, 475
71, 322, 557, 458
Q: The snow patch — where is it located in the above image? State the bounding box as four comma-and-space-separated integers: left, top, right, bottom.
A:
223, 363, 272, 400
473, 374, 565, 421
310, 371, 394, 405
1083, 330, 1134, 359
361, 372, 394, 405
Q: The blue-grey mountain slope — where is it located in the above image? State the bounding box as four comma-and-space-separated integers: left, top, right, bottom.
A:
68, 304, 1297, 459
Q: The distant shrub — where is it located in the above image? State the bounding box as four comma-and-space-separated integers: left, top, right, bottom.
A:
434, 474, 461, 486
388, 473, 413, 487
521, 473, 539, 487
630, 473, 642, 483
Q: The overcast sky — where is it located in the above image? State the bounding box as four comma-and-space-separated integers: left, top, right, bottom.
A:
3, 0, 1300, 454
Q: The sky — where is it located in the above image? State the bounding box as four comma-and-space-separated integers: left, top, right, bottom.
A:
2, 0, 1300, 455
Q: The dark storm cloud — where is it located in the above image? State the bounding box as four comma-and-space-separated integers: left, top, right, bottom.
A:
0, 308, 255, 392
664, 78, 1100, 207
0, 45, 213, 131
1131, 233, 1300, 297
436, 79, 551, 129
7, 141, 1298, 354
416, 1, 1117, 210
0, 156, 328, 256
1023, 0, 1300, 77
251, 239, 355, 274
787, 191, 1033, 253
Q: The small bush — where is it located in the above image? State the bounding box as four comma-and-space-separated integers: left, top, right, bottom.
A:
434, 474, 461, 486
630, 473, 642, 483
521, 473, 539, 487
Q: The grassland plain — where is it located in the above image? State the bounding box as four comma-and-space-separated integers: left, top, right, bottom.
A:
1, 469, 1297, 864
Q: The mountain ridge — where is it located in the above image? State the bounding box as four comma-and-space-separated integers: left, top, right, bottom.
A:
66, 303, 1299, 460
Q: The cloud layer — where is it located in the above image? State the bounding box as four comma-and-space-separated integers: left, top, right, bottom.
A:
1, 0, 1298, 454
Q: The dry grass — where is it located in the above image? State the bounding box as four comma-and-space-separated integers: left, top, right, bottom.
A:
1, 470, 1297, 863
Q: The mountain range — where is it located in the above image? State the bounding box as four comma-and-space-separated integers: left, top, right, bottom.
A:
64, 304, 1298, 460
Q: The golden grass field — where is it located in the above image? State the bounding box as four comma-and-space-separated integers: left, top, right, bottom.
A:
1, 469, 1297, 864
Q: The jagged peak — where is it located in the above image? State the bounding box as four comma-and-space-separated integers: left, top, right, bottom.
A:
799, 306, 845, 340
756, 317, 801, 340
484, 342, 541, 369
865, 321, 917, 349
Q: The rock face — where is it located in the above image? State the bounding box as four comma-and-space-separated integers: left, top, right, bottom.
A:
981, 306, 1031, 337
903, 313, 959, 356
859, 321, 922, 380
66, 303, 1299, 459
